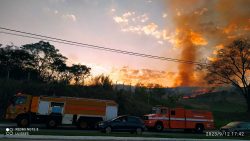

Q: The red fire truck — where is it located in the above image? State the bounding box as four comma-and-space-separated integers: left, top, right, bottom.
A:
143, 106, 214, 133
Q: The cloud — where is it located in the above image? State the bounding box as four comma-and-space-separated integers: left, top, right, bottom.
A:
123, 12, 133, 17
139, 14, 149, 23
142, 23, 158, 35
113, 16, 128, 23
113, 11, 175, 44
111, 8, 116, 12
194, 8, 208, 16
162, 13, 168, 18
113, 11, 135, 24
54, 10, 58, 14
49, 0, 65, 3
43, 7, 76, 22
157, 41, 164, 45
62, 14, 77, 22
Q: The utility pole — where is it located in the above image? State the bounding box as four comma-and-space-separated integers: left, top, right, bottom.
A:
147, 92, 149, 105
27, 72, 30, 81
7, 70, 9, 80
130, 83, 132, 97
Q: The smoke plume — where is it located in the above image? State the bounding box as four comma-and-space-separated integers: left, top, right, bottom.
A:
165, 0, 250, 86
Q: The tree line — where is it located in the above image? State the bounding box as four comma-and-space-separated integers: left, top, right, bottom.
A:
0, 41, 90, 85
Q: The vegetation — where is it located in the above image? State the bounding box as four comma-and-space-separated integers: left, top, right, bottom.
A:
0, 41, 90, 84
180, 90, 250, 128
205, 38, 250, 112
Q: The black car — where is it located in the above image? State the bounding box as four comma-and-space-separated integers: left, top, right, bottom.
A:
98, 115, 146, 134
220, 121, 250, 134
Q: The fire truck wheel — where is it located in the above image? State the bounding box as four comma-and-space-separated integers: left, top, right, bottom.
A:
78, 120, 88, 129
155, 122, 163, 132
195, 124, 204, 133
105, 126, 112, 134
46, 119, 57, 128
17, 116, 30, 128
136, 128, 142, 134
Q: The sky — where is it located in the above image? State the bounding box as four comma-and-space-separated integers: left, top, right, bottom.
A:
0, 0, 249, 87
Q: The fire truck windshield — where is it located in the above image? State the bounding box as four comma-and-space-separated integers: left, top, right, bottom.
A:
152, 107, 161, 114
9, 96, 27, 105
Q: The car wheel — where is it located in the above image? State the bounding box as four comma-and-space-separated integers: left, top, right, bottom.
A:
155, 123, 163, 132
17, 116, 30, 128
136, 128, 142, 134
46, 119, 57, 128
105, 126, 112, 134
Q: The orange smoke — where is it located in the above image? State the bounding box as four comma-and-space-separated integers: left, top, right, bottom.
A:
190, 31, 208, 46
174, 29, 208, 86
164, 0, 250, 87
110, 67, 176, 87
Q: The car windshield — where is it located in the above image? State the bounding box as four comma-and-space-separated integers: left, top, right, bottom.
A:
226, 122, 241, 127
112, 116, 123, 121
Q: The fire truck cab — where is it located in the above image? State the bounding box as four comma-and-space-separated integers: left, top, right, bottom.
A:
143, 106, 214, 133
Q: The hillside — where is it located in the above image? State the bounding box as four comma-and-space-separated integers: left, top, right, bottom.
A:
180, 90, 247, 112
179, 91, 249, 128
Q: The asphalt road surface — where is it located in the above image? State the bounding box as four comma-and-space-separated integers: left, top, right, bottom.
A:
0, 123, 248, 141
0, 123, 203, 135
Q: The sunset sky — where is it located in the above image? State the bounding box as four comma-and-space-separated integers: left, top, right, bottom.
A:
0, 0, 249, 87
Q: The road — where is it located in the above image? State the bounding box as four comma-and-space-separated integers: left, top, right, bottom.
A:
0, 123, 248, 141
0, 123, 203, 135
0, 123, 195, 133
0, 135, 248, 141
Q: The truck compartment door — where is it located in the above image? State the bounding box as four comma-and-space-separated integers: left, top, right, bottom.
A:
169, 108, 185, 129
62, 114, 73, 124
38, 101, 50, 115
105, 106, 118, 121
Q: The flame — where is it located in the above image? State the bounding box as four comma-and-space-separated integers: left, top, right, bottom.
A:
223, 23, 238, 34
207, 57, 217, 62
190, 31, 208, 46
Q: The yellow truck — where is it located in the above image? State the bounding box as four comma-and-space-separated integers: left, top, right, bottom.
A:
5, 93, 118, 128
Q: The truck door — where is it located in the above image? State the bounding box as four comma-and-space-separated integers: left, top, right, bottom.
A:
160, 108, 169, 129
38, 101, 50, 115
169, 108, 185, 129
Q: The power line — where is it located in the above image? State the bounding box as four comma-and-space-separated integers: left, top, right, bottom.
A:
0, 26, 207, 65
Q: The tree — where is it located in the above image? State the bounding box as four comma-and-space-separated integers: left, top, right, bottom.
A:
69, 64, 91, 85
22, 41, 67, 82
89, 74, 113, 89
147, 83, 165, 96
206, 39, 250, 112
0, 45, 36, 80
